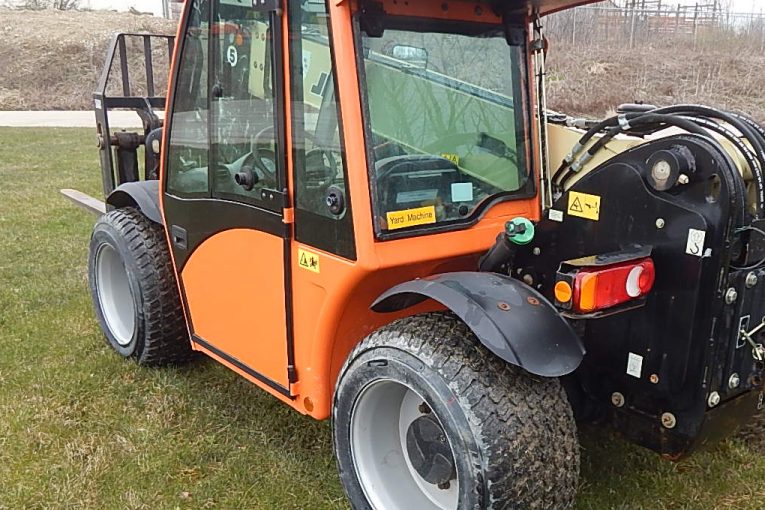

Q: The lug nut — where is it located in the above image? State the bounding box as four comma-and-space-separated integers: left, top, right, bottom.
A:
725, 288, 738, 305
729, 373, 741, 389
746, 272, 758, 288
655, 218, 665, 229
661, 412, 677, 429
678, 174, 690, 185
611, 392, 625, 408
708, 391, 721, 408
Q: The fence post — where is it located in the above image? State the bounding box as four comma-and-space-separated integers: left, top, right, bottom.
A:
693, 2, 699, 48
572, 8, 577, 45
675, 4, 680, 35
629, 1, 638, 49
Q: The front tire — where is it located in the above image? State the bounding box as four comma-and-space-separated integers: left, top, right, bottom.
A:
88, 207, 192, 366
332, 312, 580, 510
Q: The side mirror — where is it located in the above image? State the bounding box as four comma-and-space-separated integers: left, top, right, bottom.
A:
390, 45, 428, 69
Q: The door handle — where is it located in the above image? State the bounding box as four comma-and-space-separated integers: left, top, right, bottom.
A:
170, 225, 188, 250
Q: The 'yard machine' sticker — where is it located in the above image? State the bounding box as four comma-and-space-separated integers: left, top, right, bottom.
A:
567, 191, 601, 221
298, 248, 320, 273
386, 206, 437, 230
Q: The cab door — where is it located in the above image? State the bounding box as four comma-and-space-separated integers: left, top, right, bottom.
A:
162, 0, 293, 393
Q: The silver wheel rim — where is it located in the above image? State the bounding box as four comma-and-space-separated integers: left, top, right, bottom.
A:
95, 243, 136, 346
350, 379, 459, 510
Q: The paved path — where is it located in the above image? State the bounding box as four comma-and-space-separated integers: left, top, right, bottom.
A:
0, 111, 145, 128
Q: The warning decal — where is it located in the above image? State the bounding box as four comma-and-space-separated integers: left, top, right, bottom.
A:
567, 191, 601, 221
298, 248, 320, 273
440, 153, 460, 165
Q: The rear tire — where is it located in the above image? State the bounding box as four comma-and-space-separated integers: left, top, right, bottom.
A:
88, 207, 192, 366
332, 312, 580, 509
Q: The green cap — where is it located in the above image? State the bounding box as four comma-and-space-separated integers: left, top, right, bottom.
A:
505, 217, 535, 245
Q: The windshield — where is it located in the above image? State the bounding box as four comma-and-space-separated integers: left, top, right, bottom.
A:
358, 19, 531, 234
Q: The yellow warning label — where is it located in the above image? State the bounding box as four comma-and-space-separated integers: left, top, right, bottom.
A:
440, 153, 460, 165
567, 191, 601, 221
298, 248, 320, 273
386, 205, 437, 230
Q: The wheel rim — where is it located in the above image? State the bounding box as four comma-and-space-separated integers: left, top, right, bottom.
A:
350, 379, 459, 510
95, 243, 136, 346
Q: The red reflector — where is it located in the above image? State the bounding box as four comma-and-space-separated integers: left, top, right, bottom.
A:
573, 258, 655, 313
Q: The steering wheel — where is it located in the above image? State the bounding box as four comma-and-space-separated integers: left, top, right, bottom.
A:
250, 125, 280, 179
304, 147, 338, 189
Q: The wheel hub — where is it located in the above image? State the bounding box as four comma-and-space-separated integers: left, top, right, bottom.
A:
405, 414, 456, 486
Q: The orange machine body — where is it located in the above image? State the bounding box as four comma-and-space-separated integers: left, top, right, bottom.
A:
159, 0, 555, 419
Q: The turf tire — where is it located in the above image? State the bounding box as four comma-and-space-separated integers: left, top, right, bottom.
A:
88, 207, 192, 366
332, 312, 580, 509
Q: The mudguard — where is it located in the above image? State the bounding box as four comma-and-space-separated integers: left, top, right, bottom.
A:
371, 272, 585, 377
106, 180, 162, 225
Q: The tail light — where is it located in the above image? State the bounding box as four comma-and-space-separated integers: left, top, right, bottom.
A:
554, 258, 656, 314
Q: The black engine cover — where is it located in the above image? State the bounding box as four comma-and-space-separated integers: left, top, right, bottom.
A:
514, 134, 764, 456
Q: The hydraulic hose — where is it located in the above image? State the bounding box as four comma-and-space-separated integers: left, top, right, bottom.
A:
552, 114, 637, 186
653, 105, 765, 217
557, 113, 713, 190
677, 115, 764, 218
553, 106, 762, 220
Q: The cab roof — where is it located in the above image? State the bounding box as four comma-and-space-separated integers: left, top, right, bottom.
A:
500, 0, 606, 16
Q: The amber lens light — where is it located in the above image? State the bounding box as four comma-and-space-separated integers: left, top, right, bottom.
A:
576, 273, 599, 312
554, 281, 573, 303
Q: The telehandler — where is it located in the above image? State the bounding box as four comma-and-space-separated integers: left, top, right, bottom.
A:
61, 0, 765, 507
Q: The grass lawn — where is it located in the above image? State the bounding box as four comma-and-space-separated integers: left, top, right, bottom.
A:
1, 127, 764, 509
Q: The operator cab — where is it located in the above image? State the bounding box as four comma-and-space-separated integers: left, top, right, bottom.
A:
164, 0, 540, 249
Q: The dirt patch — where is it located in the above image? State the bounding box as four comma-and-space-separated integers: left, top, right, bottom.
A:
0, 8, 175, 110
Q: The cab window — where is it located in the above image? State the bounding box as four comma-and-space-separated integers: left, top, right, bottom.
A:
357, 16, 532, 235
289, 0, 356, 259
210, 4, 282, 209
166, 0, 210, 197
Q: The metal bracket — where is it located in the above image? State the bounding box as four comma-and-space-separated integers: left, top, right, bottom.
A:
739, 317, 765, 361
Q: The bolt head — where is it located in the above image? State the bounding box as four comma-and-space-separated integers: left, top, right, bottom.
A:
532, 247, 541, 256
661, 412, 677, 429
746, 272, 759, 288
611, 392, 625, 408
678, 174, 690, 185
725, 288, 738, 305
650, 374, 660, 384
708, 391, 721, 408
655, 218, 666, 229
729, 373, 741, 389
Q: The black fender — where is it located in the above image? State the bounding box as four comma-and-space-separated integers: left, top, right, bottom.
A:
371, 272, 585, 377
106, 180, 163, 225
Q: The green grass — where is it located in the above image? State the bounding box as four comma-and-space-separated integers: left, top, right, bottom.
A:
0, 127, 764, 509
